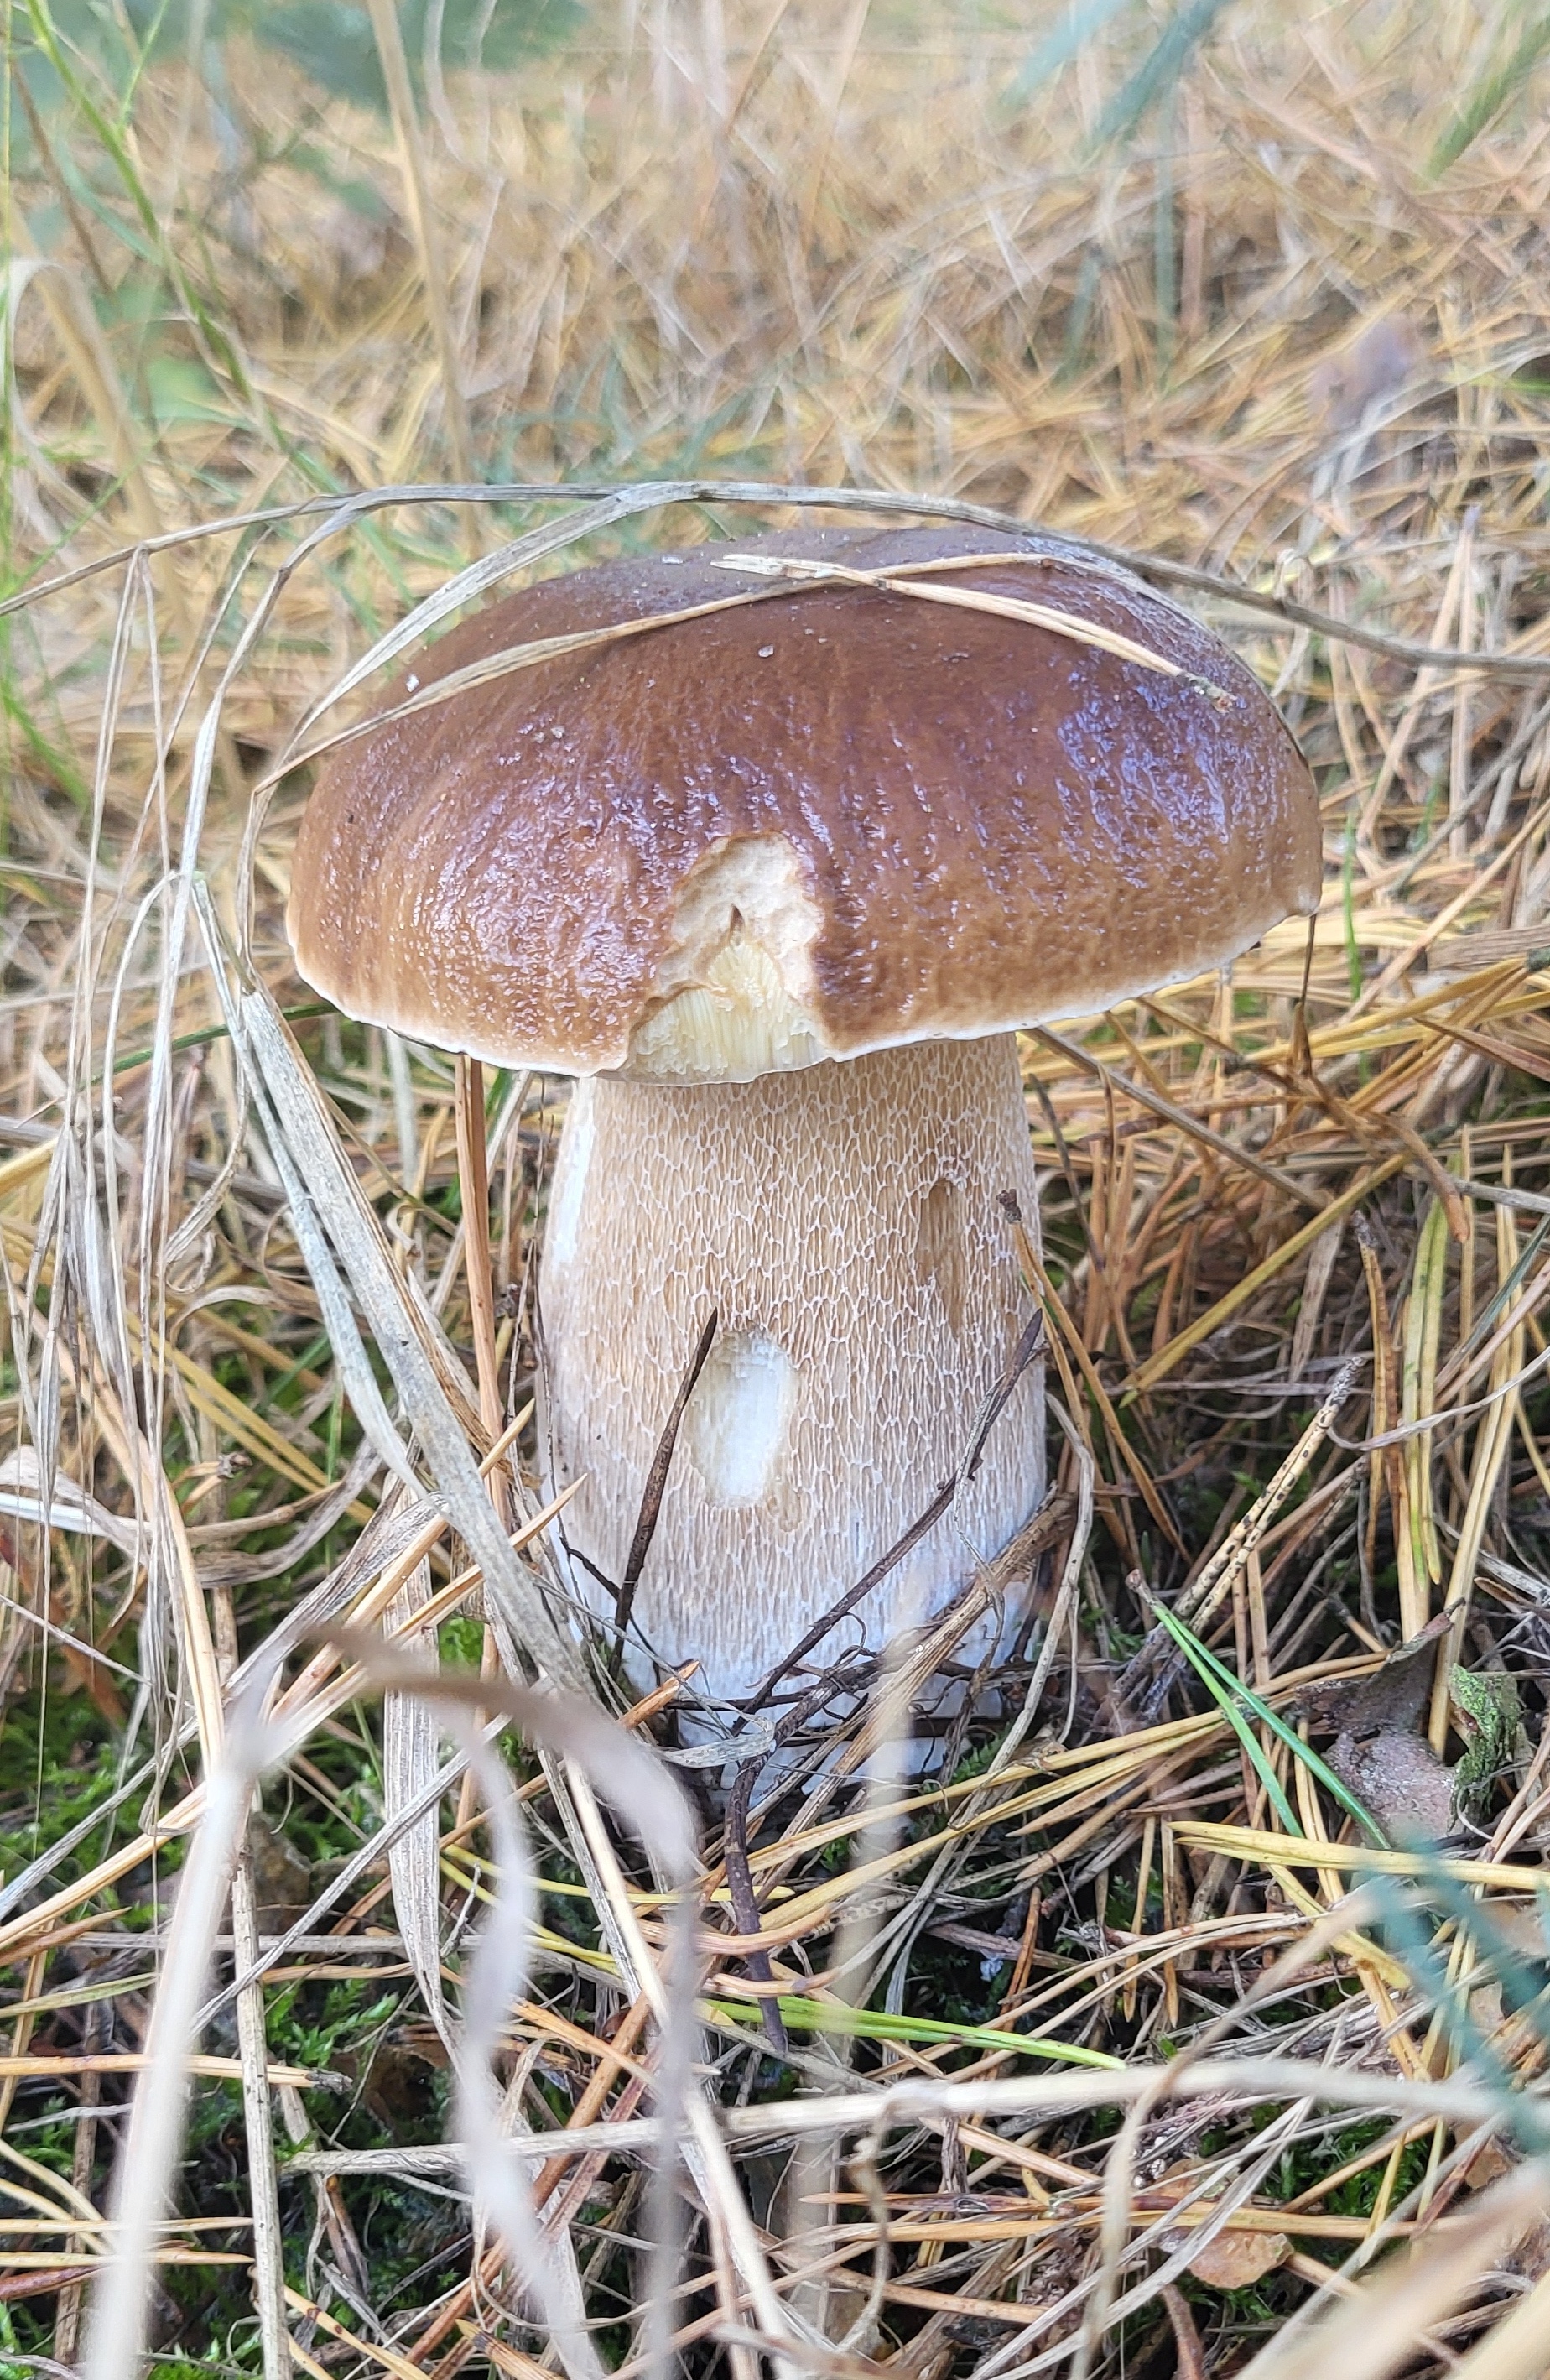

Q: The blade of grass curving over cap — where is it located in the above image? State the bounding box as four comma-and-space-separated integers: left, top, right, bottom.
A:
9, 477, 1550, 680
285, 490, 685, 747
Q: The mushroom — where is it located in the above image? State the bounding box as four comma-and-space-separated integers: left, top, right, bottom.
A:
288, 522, 1319, 1728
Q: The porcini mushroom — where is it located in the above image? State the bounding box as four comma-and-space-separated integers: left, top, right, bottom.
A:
288, 522, 1319, 1726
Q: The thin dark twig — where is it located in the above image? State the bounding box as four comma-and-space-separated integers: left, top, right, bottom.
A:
1161, 2283, 1208, 2380
720, 1646, 890, 2059
735, 1481, 954, 1716
1028, 1070, 1110, 1288
612, 1309, 719, 1657
721, 1774, 791, 2058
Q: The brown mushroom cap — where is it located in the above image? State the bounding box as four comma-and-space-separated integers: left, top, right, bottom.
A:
287, 523, 1320, 1081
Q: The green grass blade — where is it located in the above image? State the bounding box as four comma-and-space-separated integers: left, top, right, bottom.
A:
1093, 0, 1234, 148
1151, 1600, 1303, 1836
23, 0, 262, 413
1428, 8, 1550, 176
1006, 0, 1135, 107
706, 1997, 1125, 2072
1152, 1598, 1391, 1846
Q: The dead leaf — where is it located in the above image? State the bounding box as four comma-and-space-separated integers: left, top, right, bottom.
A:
1461, 2137, 1514, 2192
1298, 1619, 1460, 1842
1293, 1615, 1450, 1737
1185, 2226, 1290, 2290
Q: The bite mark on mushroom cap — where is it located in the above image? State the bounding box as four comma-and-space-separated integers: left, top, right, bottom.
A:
626, 835, 824, 1081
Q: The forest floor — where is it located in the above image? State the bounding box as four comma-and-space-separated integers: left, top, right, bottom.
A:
3, 3, 1550, 2374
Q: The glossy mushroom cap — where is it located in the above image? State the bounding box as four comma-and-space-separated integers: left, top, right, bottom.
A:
288, 523, 1320, 1081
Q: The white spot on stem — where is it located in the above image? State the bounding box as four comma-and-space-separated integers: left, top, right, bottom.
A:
683, 1331, 795, 1505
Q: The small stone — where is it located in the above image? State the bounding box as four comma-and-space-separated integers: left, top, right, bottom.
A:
247, 1814, 312, 1934
1328, 1726, 1457, 1843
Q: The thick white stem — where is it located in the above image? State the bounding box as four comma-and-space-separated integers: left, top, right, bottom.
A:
540, 1034, 1045, 1713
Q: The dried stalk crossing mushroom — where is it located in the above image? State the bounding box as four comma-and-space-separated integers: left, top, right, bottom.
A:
288, 523, 1319, 1728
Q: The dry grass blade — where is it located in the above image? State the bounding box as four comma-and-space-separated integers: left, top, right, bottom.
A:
1448, 2265, 1550, 2377
711, 548, 1219, 683
235, 987, 584, 1686
1236, 2163, 1550, 2380
384, 1557, 450, 2050
81, 1668, 299, 2380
